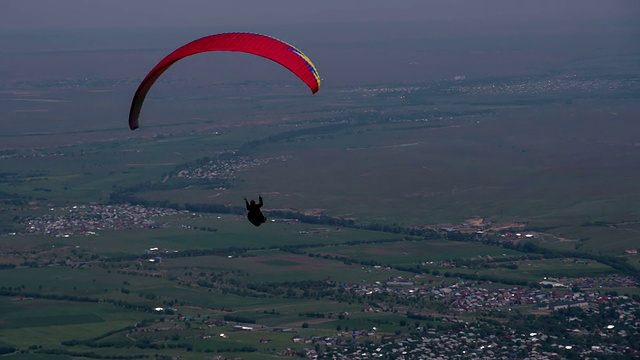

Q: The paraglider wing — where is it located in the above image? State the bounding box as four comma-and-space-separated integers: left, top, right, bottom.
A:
129, 32, 321, 130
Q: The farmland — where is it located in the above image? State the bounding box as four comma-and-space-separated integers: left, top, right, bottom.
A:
1, 51, 640, 358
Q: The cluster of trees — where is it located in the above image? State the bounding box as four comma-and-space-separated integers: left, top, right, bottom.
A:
581, 220, 616, 227
300, 312, 326, 318
196, 226, 217, 232
35, 348, 146, 359
0, 190, 29, 206
223, 314, 256, 324
103, 247, 250, 263
0, 288, 155, 313
0, 346, 16, 355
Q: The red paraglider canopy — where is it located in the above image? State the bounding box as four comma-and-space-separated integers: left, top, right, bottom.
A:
129, 32, 321, 130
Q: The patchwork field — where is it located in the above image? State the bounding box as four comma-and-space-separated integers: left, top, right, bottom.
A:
1, 52, 639, 358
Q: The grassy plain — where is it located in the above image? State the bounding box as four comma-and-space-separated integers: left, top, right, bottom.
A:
1, 51, 639, 358
0, 298, 149, 347
304, 240, 525, 266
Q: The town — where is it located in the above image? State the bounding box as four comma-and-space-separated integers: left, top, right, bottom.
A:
16, 203, 189, 237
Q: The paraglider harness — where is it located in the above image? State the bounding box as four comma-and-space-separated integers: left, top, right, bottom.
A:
245, 196, 267, 227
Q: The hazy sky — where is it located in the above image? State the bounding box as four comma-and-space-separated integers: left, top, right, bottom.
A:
0, 1, 637, 86
1, 0, 638, 30
0, 0, 638, 145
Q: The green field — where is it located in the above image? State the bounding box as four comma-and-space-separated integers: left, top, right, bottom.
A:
304, 240, 526, 266
0, 298, 147, 347
1, 64, 639, 358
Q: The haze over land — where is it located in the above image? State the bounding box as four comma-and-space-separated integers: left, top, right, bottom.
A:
1, 1, 640, 359
1, 1, 638, 143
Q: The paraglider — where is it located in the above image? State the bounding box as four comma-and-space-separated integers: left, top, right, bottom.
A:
245, 196, 267, 227
128, 32, 321, 130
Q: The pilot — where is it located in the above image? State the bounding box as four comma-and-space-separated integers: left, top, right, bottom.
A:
244, 196, 267, 227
